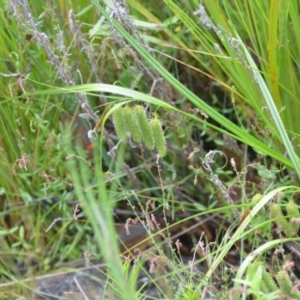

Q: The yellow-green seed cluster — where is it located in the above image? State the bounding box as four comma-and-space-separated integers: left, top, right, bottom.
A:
253, 261, 300, 298
112, 105, 167, 157
135, 105, 155, 150
253, 262, 277, 293
112, 106, 127, 141
270, 201, 300, 237
276, 271, 300, 299
150, 117, 167, 157
124, 106, 142, 143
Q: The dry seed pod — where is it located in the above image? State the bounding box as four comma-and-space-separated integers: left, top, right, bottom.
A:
150, 117, 167, 157
134, 105, 154, 150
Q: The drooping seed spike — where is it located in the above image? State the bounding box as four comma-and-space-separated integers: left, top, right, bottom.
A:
112, 106, 127, 140
270, 203, 297, 237
124, 106, 142, 143
287, 200, 300, 235
134, 105, 154, 150
150, 117, 167, 157
276, 271, 300, 299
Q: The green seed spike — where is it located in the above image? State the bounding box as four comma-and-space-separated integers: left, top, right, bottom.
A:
134, 105, 154, 150
150, 117, 167, 157
270, 203, 297, 237
276, 271, 300, 299
260, 264, 277, 293
124, 106, 142, 143
252, 261, 275, 293
112, 106, 127, 141
287, 200, 300, 234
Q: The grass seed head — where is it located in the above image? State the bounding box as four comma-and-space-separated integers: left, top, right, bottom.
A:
112, 106, 128, 140
150, 117, 167, 157
124, 106, 142, 143
134, 105, 154, 150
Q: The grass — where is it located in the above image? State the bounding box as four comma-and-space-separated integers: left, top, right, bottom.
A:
1, 0, 300, 299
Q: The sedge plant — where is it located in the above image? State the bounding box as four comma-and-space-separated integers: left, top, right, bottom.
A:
1, 0, 300, 299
